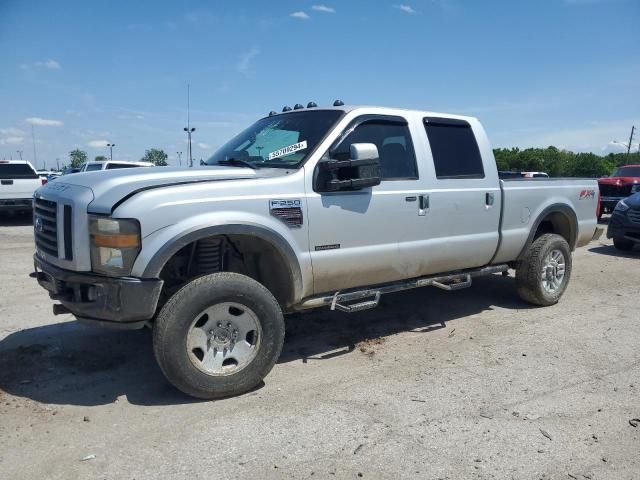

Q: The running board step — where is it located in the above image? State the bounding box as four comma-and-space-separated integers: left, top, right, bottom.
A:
431, 274, 472, 291
331, 291, 381, 313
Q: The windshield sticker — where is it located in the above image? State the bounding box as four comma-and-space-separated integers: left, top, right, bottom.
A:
268, 140, 307, 161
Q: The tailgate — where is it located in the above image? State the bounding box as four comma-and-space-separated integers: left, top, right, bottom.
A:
0, 178, 40, 199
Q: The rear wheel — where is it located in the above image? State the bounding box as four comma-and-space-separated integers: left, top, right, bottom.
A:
516, 233, 572, 306
613, 237, 634, 251
153, 272, 285, 399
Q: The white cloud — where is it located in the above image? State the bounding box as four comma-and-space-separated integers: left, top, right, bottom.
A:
236, 48, 260, 75
197, 142, 212, 150
0, 136, 24, 146
24, 117, 63, 126
0, 127, 24, 136
21, 59, 61, 70
290, 11, 310, 20
87, 140, 109, 148
312, 5, 335, 13
395, 4, 417, 14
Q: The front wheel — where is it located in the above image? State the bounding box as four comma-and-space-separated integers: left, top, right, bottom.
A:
152, 272, 285, 399
516, 233, 572, 306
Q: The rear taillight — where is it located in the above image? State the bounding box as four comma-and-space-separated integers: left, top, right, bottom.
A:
41, 178, 48, 185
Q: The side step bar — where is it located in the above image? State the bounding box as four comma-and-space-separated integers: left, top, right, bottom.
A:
296, 265, 509, 312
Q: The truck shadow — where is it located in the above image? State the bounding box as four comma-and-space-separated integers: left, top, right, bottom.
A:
0, 274, 532, 407
0, 212, 33, 227
588, 245, 640, 258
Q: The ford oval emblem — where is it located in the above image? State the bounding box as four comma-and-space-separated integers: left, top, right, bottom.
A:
35, 217, 44, 233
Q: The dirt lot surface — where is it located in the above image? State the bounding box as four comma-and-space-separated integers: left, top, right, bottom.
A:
0, 214, 639, 480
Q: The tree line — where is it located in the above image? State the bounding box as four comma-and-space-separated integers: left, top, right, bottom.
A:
494, 147, 640, 178
64, 146, 640, 177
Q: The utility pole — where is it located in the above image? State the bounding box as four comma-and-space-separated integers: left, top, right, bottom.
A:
177, 151, 183, 166
56, 158, 60, 170
183, 84, 196, 167
17, 150, 23, 160
31, 125, 41, 169
107, 143, 115, 161
627, 126, 636, 155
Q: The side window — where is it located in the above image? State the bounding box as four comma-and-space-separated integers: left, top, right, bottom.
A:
332, 118, 418, 180
424, 118, 484, 179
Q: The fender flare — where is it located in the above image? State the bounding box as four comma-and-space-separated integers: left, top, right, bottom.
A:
517, 203, 578, 259
142, 223, 303, 304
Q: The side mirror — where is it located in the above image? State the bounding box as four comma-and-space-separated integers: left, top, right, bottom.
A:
314, 143, 381, 192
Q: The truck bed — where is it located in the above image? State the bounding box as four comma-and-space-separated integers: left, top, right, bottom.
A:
492, 178, 599, 264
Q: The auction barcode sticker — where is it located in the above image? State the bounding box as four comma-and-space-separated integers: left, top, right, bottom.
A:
268, 141, 307, 161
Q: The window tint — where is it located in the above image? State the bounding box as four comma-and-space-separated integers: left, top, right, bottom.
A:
0, 163, 38, 179
106, 163, 141, 169
332, 119, 418, 180
424, 118, 484, 179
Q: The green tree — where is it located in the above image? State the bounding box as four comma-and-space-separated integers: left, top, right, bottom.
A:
141, 148, 168, 166
69, 149, 88, 168
94, 155, 107, 162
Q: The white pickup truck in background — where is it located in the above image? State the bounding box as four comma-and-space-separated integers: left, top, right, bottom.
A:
0, 161, 43, 214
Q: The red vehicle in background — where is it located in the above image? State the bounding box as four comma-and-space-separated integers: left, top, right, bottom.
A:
597, 165, 640, 219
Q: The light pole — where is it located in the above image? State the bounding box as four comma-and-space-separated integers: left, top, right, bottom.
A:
177, 151, 183, 166
107, 143, 115, 161
184, 127, 195, 167
17, 150, 23, 160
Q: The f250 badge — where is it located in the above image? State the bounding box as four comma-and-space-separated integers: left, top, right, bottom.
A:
579, 189, 595, 200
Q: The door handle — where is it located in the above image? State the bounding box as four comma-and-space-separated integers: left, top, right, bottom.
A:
418, 194, 429, 216
485, 192, 495, 206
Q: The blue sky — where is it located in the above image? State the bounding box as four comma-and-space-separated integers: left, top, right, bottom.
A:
0, 0, 638, 168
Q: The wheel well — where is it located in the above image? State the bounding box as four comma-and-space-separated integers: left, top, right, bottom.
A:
533, 211, 575, 248
157, 234, 295, 311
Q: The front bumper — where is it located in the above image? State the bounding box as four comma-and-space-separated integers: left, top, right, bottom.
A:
34, 255, 163, 328
607, 211, 640, 243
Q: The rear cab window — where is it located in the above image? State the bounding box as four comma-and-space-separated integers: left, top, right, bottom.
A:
0, 163, 39, 179
85, 163, 104, 172
423, 117, 484, 179
106, 163, 141, 169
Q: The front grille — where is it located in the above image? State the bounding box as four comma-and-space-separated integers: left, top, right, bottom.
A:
599, 183, 632, 197
628, 208, 640, 224
34, 198, 59, 257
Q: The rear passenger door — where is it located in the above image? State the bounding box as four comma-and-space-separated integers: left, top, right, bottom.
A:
409, 117, 501, 275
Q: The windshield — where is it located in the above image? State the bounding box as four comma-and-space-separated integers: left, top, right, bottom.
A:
206, 110, 343, 169
612, 166, 640, 177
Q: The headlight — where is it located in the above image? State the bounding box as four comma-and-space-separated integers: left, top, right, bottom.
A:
614, 199, 630, 213
89, 216, 141, 276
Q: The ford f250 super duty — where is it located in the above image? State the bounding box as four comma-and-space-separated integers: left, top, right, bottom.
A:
31, 103, 602, 399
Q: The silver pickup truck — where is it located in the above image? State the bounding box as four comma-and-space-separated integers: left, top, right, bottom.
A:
32, 103, 601, 398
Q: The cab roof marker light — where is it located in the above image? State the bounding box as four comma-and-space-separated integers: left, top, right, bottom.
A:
293, 104, 304, 110
333, 99, 344, 106
282, 106, 292, 112
307, 102, 317, 108
268, 111, 277, 117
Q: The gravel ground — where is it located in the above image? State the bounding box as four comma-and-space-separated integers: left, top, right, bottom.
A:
0, 214, 638, 480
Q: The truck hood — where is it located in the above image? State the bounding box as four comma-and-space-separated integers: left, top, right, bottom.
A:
598, 177, 640, 186
50, 166, 288, 214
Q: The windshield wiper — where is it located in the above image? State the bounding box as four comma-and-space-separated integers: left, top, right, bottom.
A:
215, 158, 259, 169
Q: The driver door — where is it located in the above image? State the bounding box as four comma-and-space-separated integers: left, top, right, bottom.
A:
305, 115, 424, 294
